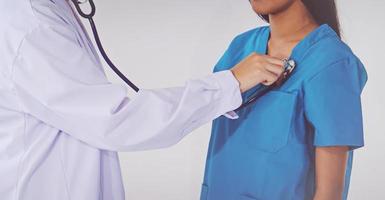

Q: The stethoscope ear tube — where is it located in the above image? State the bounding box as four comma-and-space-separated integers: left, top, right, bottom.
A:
71, 0, 96, 19
71, 0, 140, 92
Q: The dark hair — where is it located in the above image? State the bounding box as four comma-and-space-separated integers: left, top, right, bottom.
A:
260, 0, 341, 37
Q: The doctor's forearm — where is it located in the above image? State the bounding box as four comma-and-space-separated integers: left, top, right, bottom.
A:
111, 70, 243, 150
87, 70, 242, 151
79, 71, 242, 151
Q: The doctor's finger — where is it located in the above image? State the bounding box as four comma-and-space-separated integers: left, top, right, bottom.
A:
261, 70, 279, 86
264, 56, 285, 67
265, 63, 285, 76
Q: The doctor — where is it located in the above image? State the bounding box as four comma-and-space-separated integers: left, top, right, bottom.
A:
0, 0, 286, 199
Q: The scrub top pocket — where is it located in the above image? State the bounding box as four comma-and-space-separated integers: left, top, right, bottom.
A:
241, 90, 297, 153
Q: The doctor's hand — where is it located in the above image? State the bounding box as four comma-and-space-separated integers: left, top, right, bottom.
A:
230, 53, 285, 93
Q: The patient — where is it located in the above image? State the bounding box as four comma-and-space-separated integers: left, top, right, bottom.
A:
200, 0, 367, 200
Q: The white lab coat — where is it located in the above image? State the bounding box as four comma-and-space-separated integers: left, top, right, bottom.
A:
0, 0, 242, 199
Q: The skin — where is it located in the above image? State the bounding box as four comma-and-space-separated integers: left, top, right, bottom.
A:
248, 0, 350, 199
314, 147, 349, 200
231, 53, 285, 92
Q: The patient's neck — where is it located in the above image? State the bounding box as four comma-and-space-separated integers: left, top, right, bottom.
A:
266, 1, 318, 59
269, 1, 318, 44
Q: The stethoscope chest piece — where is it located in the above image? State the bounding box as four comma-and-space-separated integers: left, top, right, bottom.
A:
282, 59, 296, 79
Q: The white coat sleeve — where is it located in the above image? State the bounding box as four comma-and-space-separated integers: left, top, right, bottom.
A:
11, 24, 242, 151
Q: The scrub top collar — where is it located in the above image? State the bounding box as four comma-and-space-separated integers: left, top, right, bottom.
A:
244, 24, 338, 94
291, 24, 338, 62
260, 24, 338, 63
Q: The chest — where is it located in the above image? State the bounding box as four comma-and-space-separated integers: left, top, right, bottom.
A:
267, 40, 298, 60
214, 44, 323, 152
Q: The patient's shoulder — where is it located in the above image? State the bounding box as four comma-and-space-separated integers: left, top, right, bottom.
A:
234, 26, 269, 40
230, 26, 269, 47
213, 26, 269, 72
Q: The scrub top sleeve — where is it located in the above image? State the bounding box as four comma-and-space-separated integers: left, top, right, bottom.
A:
213, 35, 243, 73
12, 24, 242, 151
303, 58, 368, 149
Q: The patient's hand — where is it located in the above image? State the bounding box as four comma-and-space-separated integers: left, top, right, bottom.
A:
231, 52, 284, 93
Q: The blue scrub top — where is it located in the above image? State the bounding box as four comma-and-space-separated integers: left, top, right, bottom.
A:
200, 24, 368, 200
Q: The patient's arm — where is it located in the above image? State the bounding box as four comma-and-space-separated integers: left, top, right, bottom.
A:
313, 146, 349, 200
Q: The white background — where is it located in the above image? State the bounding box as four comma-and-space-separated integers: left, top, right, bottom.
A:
84, 0, 385, 199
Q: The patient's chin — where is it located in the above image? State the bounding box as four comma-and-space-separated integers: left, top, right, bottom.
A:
250, 0, 296, 16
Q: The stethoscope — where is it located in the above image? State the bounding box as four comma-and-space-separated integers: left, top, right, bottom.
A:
71, 0, 140, 92
71, 0, 296, 112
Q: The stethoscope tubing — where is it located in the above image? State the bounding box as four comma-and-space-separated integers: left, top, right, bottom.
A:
88, 18, 140, 92
71, 0, 140, 92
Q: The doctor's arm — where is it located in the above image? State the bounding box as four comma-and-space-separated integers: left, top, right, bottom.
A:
12, 25, 283, 151
313, 146, 349, 200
